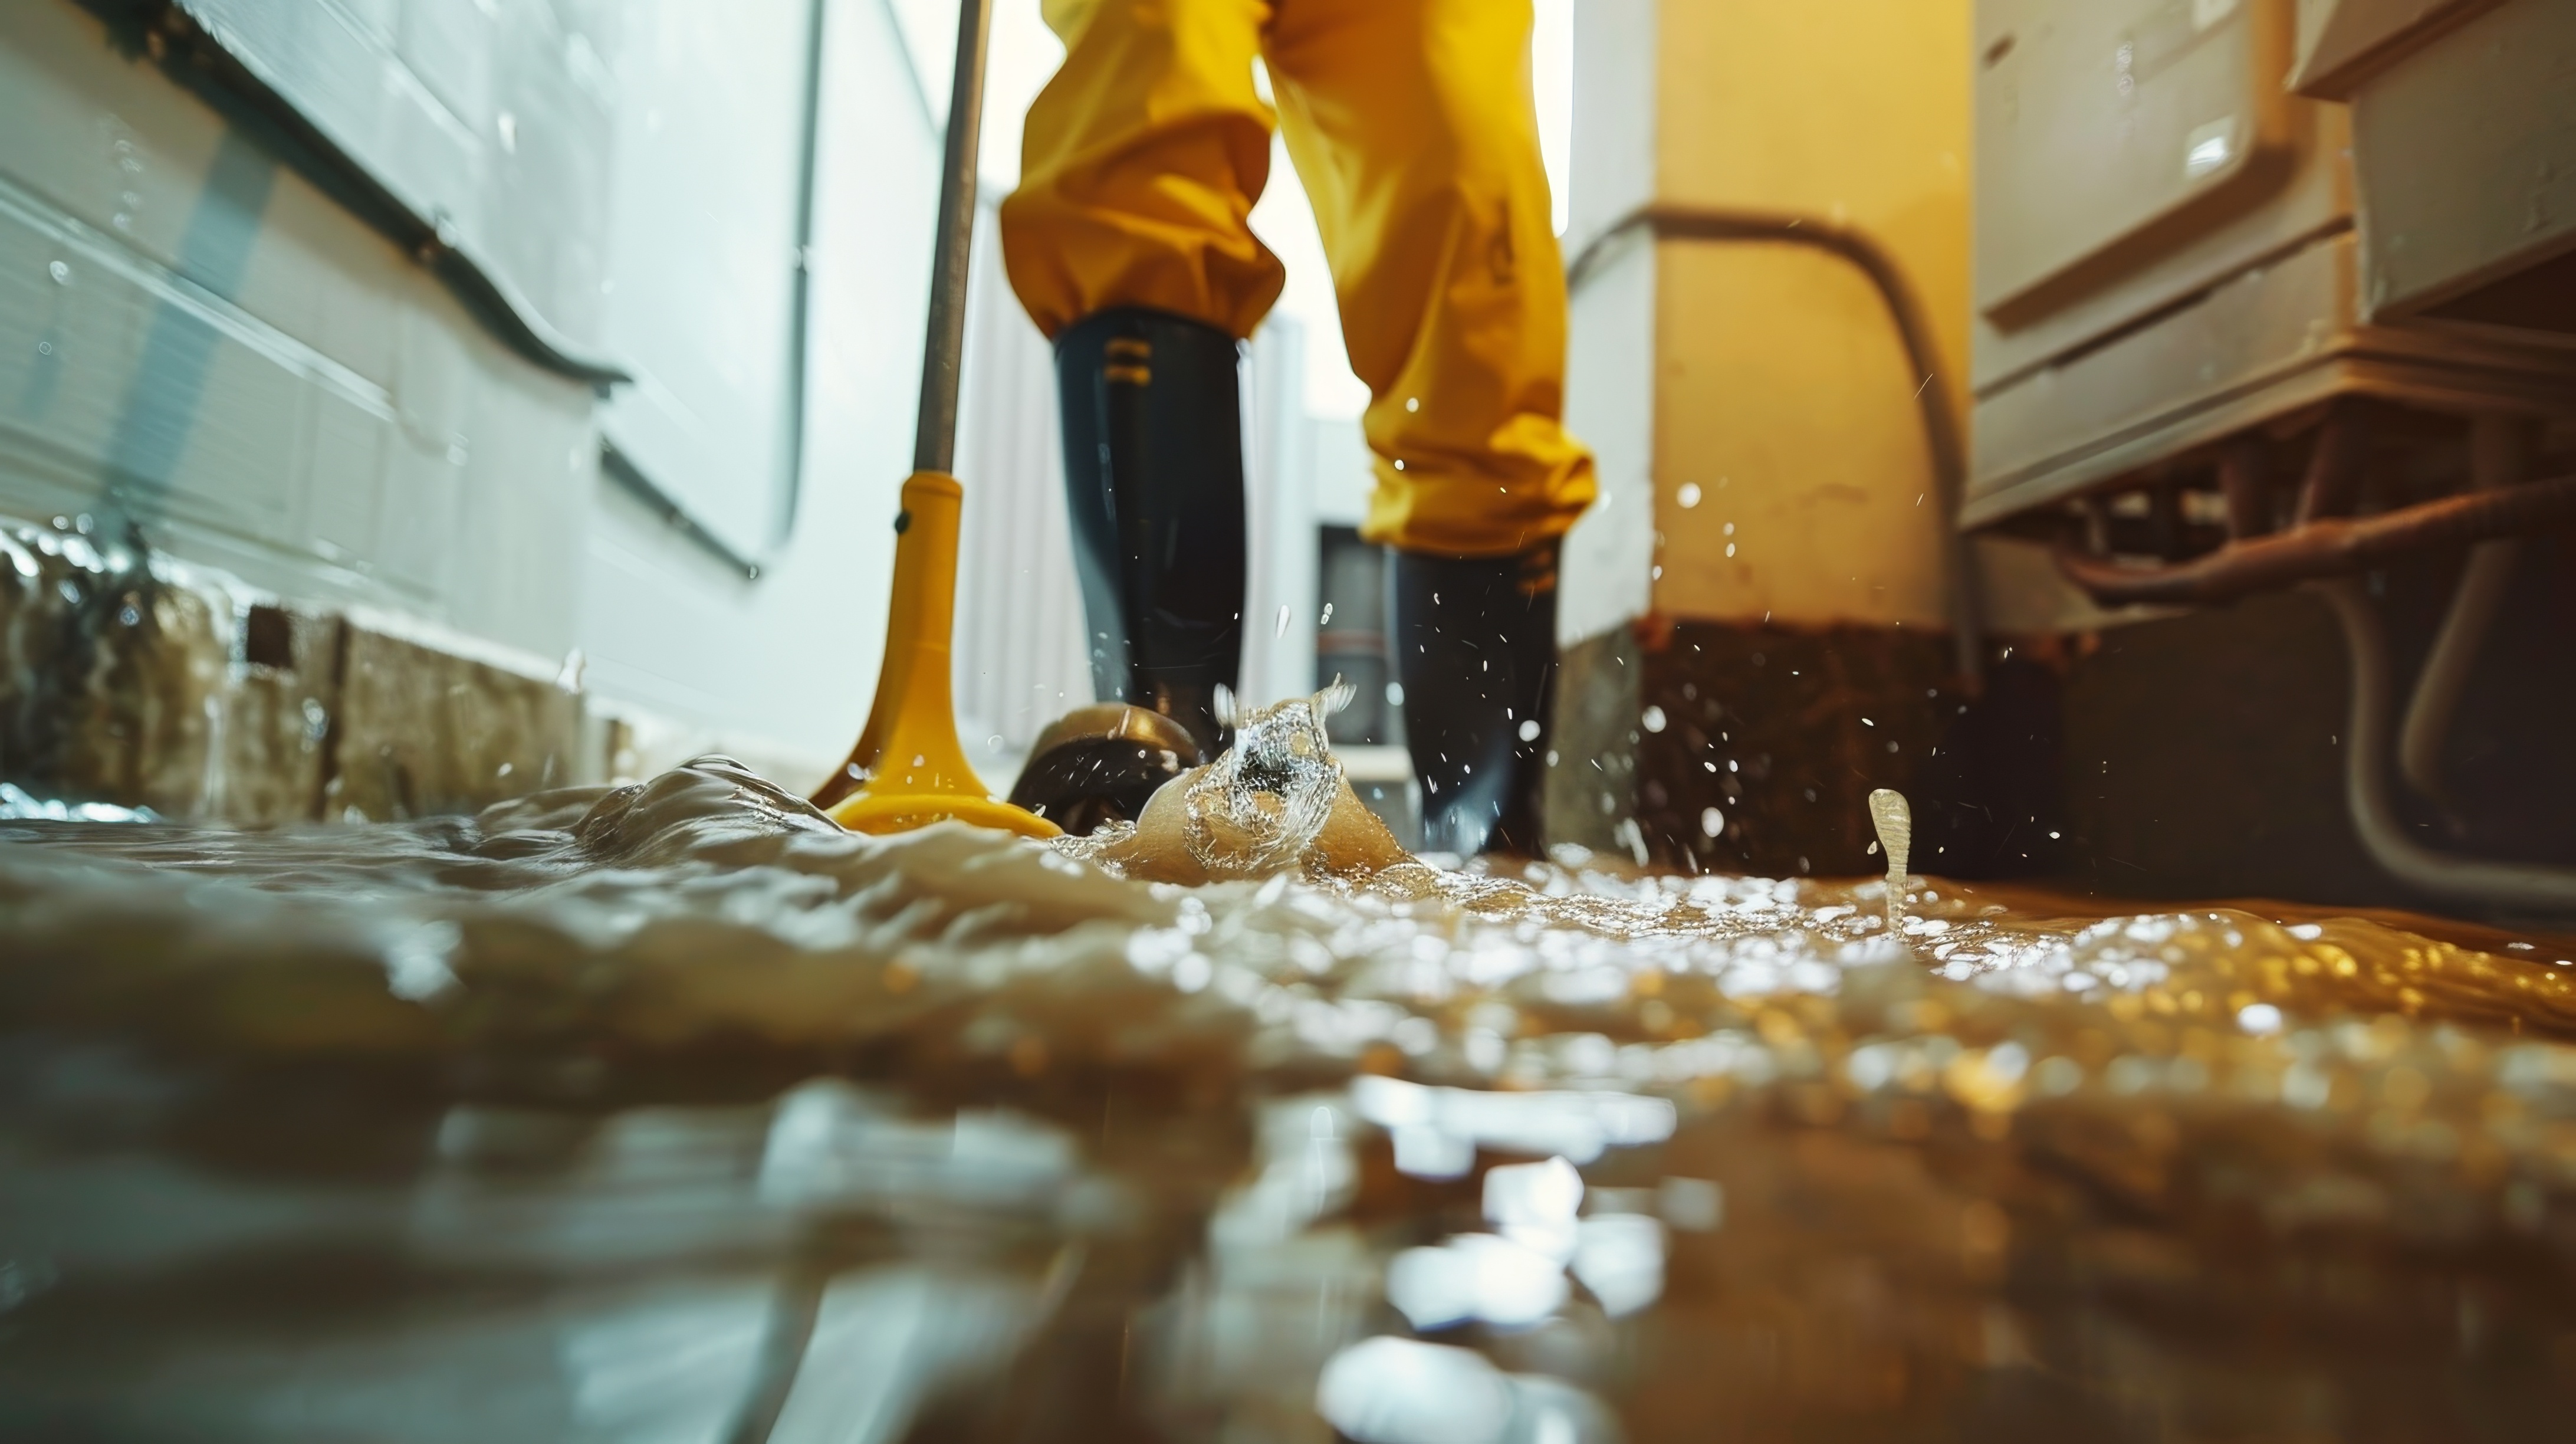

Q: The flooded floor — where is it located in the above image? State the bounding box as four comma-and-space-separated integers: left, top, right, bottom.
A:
6, 740, 2576, 1442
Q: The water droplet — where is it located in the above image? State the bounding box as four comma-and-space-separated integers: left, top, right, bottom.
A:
1275, 603, 1290, 637
1641, 705, 1667, 733
1677, 481, 1702, 508
1700, 806, 1724, 838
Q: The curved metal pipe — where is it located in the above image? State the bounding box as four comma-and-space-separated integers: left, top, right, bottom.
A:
2054, 472, 2576, 607
2217, 435, 2272, 540
1565, 205, 1985, 687
2399, 416, 2529, 818
2309, 579, 2576, 913
2294, 399, 2372, 526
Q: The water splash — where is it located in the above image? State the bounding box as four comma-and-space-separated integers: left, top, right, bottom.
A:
1177, 686, 1354, 875
1868, 787, 1911, 932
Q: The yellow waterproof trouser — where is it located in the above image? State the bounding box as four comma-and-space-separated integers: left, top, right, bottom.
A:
1000, 0, 1596, 558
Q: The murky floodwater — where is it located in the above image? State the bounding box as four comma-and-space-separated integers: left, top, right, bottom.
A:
6, 717, 2576, 1441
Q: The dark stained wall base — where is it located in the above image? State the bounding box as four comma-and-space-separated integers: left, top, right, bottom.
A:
1550, 618, 1984, 877
1543, 538, 2576, 921
2, 514, 584, 822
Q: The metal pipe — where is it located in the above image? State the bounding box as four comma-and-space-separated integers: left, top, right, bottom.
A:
912, 0, 997, 476
2399, 416, 2531, 818
2218, 436, 2271, 540
2053, 471, 2576, 607
2294, 399, 2371, 525
2309, 577, 2576, 913
1565, 205, 1986, 688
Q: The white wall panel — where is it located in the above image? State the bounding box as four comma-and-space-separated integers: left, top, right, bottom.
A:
0, 0, 592, 661
571, 0, 941, 780
593, 0, 819, 561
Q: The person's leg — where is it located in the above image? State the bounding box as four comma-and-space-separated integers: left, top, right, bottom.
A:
1264, 0, 1592, 854
998, 0, 1275, 805
1003, 0, 1283, 340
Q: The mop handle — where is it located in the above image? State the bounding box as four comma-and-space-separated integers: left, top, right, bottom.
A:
912, 0, 996, 477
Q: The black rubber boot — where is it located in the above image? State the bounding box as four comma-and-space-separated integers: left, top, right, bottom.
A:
1006, 308, 1246, 831
1004, 702, 1201, 838
1391, 544, 1559, 856
1053, 306, 1246, 756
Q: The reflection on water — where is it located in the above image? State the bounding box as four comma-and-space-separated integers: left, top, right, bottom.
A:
5, 754, 2576, 1440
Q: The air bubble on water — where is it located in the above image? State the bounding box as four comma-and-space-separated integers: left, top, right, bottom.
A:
382, 920, 462, 1000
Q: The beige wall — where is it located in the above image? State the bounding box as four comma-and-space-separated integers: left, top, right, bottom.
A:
1655, 0, 1974, 631
1564, 0, 1976, 637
